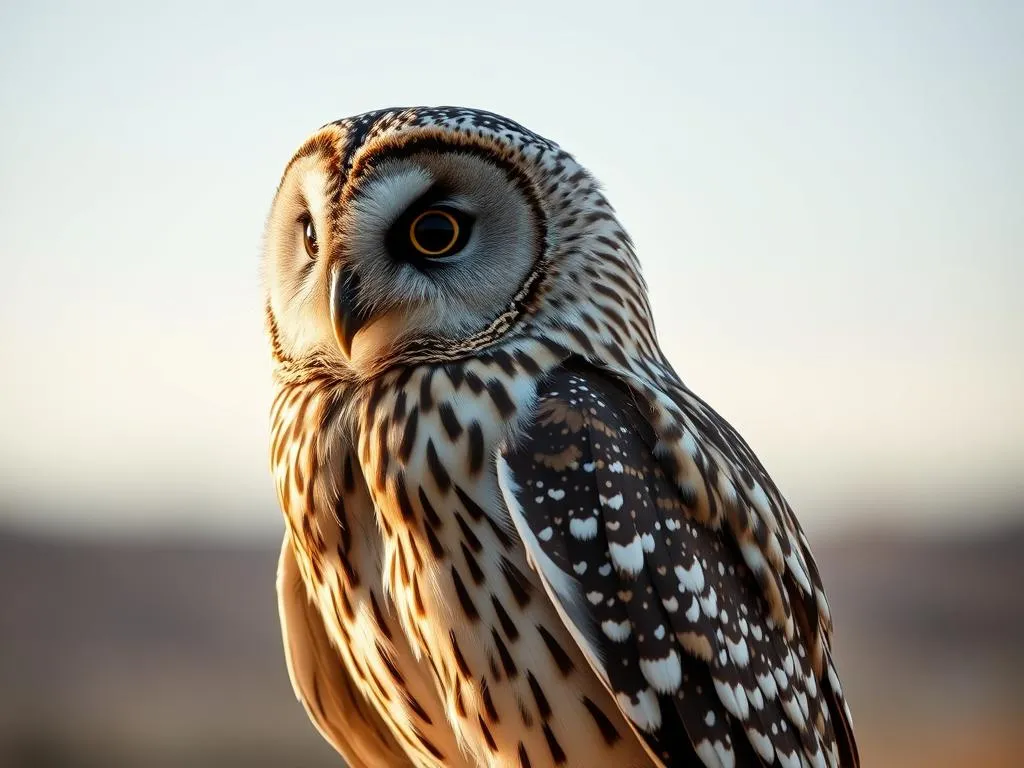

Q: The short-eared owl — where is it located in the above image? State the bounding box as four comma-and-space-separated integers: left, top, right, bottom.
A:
264, 106, 858, 768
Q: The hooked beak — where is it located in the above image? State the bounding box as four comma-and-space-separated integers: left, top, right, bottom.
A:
330, 264, 369, 359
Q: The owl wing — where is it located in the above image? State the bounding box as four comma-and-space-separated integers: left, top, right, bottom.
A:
496, 362, 858, 768
276, 536, 412, 768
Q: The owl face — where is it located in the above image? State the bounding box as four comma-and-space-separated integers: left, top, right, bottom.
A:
263, 108, 592, 379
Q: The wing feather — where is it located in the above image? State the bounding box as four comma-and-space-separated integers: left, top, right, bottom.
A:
497, 363, 858, 768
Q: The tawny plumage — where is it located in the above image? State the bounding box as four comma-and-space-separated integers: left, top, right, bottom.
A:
262, 106, 859, 768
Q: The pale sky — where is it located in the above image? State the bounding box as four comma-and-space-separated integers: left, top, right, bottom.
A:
0, 1, 1021, 537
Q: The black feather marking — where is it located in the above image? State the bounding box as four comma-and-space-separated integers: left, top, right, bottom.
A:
446, 364, 465, 390
398, 407, 418, 462
491, 595, 519, 640
451, 566, 480, 621
393, 389, 407, 422
467, 421, 484, 474
479, 716, 498, 751
486, 378, 517, 419
492, 628, 518, 678
455, 484, 485, 521
450, 631, 471, 677
527, 671, 552, 719
426, 439, 451, 492
537, 624, 575, 675
393, 365, 416, 390
491, 348, 518, 376
500, 556, 533, 607
461, 542, 485, 584
418, 487, 441, 529
542, 723, 567, 764
438, 402, 463, 440
419, 367, 436, 412
514, 349, 542, 375
518, 742, 532, 768
454, 510, 483, 553
581, 696, 621, 745
394, 477, 415, 521
369, 593, 392, 641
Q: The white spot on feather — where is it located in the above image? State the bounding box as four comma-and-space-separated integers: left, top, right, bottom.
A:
781, 694, 806, 729
726, 636, 750, 667
713, 741, 735, 768
785, 550, 813, 595
599, 492, 624, 510
738, 539, 770, 578
608, 461, 623, 473
573, 561, 587, 575
827, 660, 842, 693
675, 558, 705, 593
797, 690, 810, 720
715, 679, 750, 721
569, 516, 599, 540
773, 668, 790, 691
748, 481, 772, 515
538, 527, 553, 542
700, 587, 719, 619
616, 688, 662, 732
805, 671, 818, 698
547, 488, 566, 501
640, 651, 682, 693
747, 686, 765, 711
695, 741, 726, 768
756, 672, 778, 699
685, 595, 700, 622
609, 534, 644, 575
602, 618, 631, 642
747, 728, 775, 762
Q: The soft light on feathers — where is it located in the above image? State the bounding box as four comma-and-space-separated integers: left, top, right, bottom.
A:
263, 106, 859, 768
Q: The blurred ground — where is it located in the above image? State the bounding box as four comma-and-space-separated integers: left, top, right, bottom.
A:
1, 515, 1022, 768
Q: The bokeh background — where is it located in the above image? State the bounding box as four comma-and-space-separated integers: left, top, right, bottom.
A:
1, 2, 1022, 766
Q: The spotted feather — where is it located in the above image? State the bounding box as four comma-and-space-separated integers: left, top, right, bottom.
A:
498, 363, 857, 768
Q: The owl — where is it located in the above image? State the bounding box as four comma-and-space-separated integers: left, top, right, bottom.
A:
263, 107, 859, 768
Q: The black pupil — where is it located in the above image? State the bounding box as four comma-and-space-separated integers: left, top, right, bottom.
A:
414, 213, 455, 253
305, 220, 317, 247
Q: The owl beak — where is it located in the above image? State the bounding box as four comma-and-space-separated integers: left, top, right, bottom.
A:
330, 264, 368, 359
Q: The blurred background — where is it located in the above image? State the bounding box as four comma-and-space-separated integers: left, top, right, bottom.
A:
1, 2, 1021, 766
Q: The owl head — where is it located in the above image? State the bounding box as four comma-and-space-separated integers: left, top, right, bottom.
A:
263, 107, 654, 382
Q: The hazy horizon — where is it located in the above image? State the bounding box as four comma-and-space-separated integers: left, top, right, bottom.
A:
1, 2, 1021, 537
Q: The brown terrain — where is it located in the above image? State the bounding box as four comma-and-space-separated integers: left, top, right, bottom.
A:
1, 516, 1022, 768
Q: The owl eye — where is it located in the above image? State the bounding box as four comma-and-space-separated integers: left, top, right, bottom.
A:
300, 214, 319, 259
409, 209, 463, 258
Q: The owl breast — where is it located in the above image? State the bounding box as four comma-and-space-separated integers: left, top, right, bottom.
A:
272, 378, 474, 767
348, 340, 655, 767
